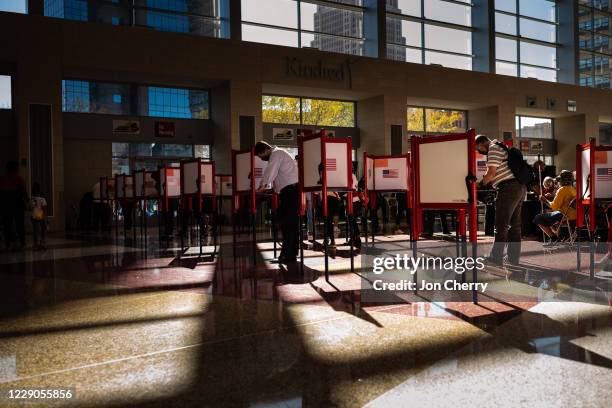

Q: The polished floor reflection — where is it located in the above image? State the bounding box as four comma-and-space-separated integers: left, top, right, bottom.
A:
0, 229, 611, 407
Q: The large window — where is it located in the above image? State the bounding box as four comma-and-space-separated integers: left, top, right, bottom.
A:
1, 0, 26, 13
578, 1, 612, 89
112, 143, 210, 175
62, 80, 210, 119
241, 0, 365, 56
386, 0, 473, 70
495, 0, 558, 82
0, 75, 12, 110
515, 115, 553, 139
44, 0, 223, 38
407, 106, 467, 134
262, 95, 355, 127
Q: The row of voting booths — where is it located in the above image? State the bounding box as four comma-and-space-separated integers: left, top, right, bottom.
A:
98, 160, 232, 256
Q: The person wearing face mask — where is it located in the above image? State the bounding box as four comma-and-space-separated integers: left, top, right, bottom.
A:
255, 141, 299, 264
474, 135, 527, 266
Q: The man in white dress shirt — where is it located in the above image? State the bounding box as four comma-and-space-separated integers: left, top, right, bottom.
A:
255, 141, 299, 263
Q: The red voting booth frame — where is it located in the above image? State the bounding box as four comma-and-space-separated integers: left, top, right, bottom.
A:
159, 165, 181, 211
410, 130, 479, 301
297, 130, 355, 281
231, 148, 280, 264
575, 139, 612, 278
179, 159, 217, 256
363, 152, 412, 242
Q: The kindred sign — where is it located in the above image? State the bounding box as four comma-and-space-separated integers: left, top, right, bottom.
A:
285, 57, 354, 88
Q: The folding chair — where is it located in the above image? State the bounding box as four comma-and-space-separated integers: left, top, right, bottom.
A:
551, 198, 577, 246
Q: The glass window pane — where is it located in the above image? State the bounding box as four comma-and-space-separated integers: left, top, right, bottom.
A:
425, 51, 472, 70
520, 65, 557, 82
112, 142, 130, 157
496, 36, 517, 61
301, 98, 355, 127
195, 145, 211, 159
112, 157, 130, 176
300, 2, 362, 39
424, 0, 471, 26
519, 0, 556, 23
520, 41, 557, 68
0, 75, 11, 109
389, 0, 421, 17
387, 44, 422, 63
240, 0, 298, 28
496, 61, 518, 76
425, 24, 471, 54
262, 95, 301, 124
520, 18, 556, 43
495, 0, 516, 14
386, 17, 421, 47
496, 12, 517, 35
425, 109, 467, 133
1, 0, 27, 13
147, 87, 209, 119
242, 24, 299, 48
517, 116, 553, 139
407, 107, 425, 132
302, 32, 363, 56
600, 123, 612, 145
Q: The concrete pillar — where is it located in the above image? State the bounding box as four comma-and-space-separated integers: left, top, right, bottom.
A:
211, 80, 261, 173
468, 106, 499, 139
555, 113, 599, 170
472, 0, 494, 74
357, 93, 406, 159
363, 0, 386, 59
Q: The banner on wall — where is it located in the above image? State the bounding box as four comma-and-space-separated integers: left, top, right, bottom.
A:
112, 120, 140, 135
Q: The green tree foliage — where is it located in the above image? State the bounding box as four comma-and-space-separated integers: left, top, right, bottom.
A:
262, 96, 301, 124
407, 107, 466, 133
262, 96, 355, 127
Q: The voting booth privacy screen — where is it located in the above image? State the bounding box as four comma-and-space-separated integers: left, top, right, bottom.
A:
419, 138, 470, 204
235, 150, 254, 193
216, 175, 233, 197
299, 131, 352, 191
576, 140, 612, 230
181, 160, 215, 197
364, 154, 409, 192
160, 167, 181, 198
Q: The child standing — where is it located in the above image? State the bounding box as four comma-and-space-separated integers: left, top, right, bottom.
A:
30, 182, 47, 250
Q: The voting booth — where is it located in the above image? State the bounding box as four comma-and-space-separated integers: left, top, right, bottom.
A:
159, 165, 181, 209
180, 159, 216, 203
216, 175, 233, 197
298, 130, 354, 280
115, 174, 135, 201
576, 139, 612, 277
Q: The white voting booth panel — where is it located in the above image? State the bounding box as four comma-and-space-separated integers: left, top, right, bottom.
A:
582, 149, 591, 199
475, 153, 487, 182
200, 163, 214, 195
419, 139, 469, 204
144, 172, 157, 197
365, 156, 374, 190
161, 168, 181, 197
303, 137, 322, 189
216, 176, 233, 197
326, 142, 350, 189
254, 156, 267, 189
368, 157, 408, 191
594, 150, 612, 199
116, 176, 125, 199
183, 161, 199, 195
124, 176, 134, 199
235, 152, 252, 192
135, 172, 145, 197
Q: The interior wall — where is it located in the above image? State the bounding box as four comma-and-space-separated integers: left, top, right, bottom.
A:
555, 114, 588, 171
63, 139, 112, 227
468, 106, 499, 139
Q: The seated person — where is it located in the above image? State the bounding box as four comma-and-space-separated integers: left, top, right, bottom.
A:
542, 176, 556, 201
533, 170, 576, 240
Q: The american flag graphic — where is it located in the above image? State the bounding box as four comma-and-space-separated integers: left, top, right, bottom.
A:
597, 167, 612, 181
254, 167, 263, 178
382, 169, 399, 178
326, 158, 337, 171
477, 160, 487, 171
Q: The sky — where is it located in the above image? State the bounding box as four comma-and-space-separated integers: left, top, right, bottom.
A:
0, 0, 26, 14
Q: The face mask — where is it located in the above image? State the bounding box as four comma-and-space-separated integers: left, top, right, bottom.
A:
477, 147, 488, 155
260, 154, 270, 162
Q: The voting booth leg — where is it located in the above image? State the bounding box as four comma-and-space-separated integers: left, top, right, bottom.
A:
272, 211, 277, 259
370, 208, 375, 243
349, 215, 355, 274
232, 213, 237, 260
590, 237, 595, 279
251, 213, 257, 266
472, 241, 478, 304
412, 240, 418, 294
132, 206, 137, 243
299, 215, 305, 276
324, 216, 330, 282
577, 228, 582, 273
213, 213, 218, 258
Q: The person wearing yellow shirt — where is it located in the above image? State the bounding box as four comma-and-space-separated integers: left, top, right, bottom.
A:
533, 170, 576, 242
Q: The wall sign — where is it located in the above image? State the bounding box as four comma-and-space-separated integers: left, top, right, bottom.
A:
272, 128, 294, 141
112, 119, 140, 135
286, 57, 353, 88
155, 121, 175, 138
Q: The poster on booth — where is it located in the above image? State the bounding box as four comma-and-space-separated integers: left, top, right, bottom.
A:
166, 168, 181, 197
216, 175, 233, 197
371, 157, 408, 191
235, 152, 252, 192
365, 156, 374, 190
302, 137, 322, 189
183, 161, 199, 195
419, 139, 469, 204
594, 150, 612, 199
325, 142, 350, 189
144, 172, 158, 197
475, 153, 487, 181
200, 163, 214, 195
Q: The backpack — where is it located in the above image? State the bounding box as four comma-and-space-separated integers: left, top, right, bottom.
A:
494, 142, 535, 185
